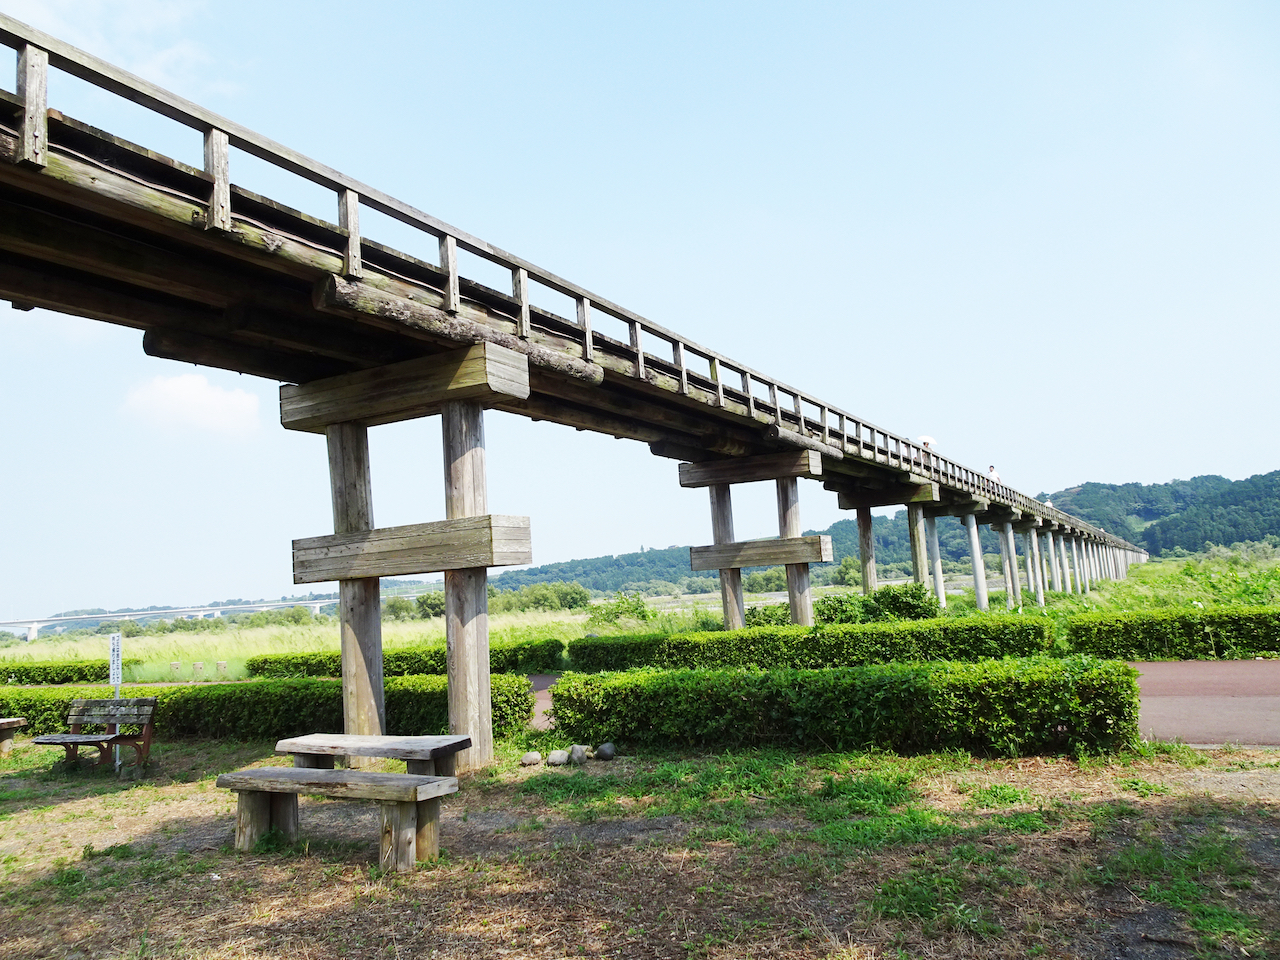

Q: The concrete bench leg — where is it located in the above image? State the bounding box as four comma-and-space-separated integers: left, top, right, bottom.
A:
405, 758, 436, 776
293, 754, 335, 770
234, 791, 299, 851
0, 729, 16, 757
416, 797, 441, 861
380, 800, 417, 873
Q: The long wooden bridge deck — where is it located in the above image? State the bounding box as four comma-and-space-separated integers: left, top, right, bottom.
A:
0, 15, 1145, 768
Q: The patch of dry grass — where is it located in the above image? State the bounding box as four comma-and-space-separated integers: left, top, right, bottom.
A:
1, 740, 1278, 959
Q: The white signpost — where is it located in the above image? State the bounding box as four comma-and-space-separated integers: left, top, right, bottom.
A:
109, 633, 122, 770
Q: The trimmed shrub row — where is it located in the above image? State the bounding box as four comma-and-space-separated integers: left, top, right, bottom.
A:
0, 674, 534, 741
1, 659, 142, 685
567, 616, 1051, 673
246, 637, 564, 679
550, 656, 1139, 757
1068, 607, 1280, 660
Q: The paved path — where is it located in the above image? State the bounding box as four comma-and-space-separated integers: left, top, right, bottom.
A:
1133, 661, 1280, 748
530, 661, 1280, 747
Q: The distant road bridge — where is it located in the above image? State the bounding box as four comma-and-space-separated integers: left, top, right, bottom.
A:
0, 597, 346, 641
0, 16, 1145, 769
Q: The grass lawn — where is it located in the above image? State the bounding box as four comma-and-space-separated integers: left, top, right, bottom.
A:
1, 734, 1277, 959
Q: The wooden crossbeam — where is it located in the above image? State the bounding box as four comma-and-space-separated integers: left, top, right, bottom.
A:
293, 515, 531, 584
280, 342, 529, 433
923, 498, 990, 519
689, 535, 832, 573
678, 450, 822, 488
835, 482, 939, 510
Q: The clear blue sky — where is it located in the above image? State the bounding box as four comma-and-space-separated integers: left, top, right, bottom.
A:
2, 1, 1278, 618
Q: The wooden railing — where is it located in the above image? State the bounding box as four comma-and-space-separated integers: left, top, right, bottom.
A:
0, 14, 1141, 552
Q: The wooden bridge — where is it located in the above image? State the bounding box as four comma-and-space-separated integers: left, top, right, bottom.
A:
0, 15, 1145, 770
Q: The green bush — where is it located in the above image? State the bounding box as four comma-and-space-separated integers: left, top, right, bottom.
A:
566, 616, 1050, 672
0, 674, 534, 740
1067, 606, 1280, 660
812, 592, 864, 624
863, 582, 941, 621
550, 656, 1139, 757
744, 603, 791, 627
246, 637, 564, 678
586, 591, 655, 628
0, 659, 142, 685
416, 592, 446, 618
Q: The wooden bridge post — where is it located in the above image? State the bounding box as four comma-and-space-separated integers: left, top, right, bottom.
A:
907, 503, 930, 588
962, 514, 989, 612
709, 483, 746, 629
1002, 522, 1022, 606
1059, 536, 1075, 593
1073, 538, 1089, 595
776, 477, 813, 626
924, 515, 946, 607
857, 506, 878, 596
1046, 531, 1063, 592
996, 527, 1016, 609
326, 423, 386, 759
1023, 528, 1046, 608
443, 400, 493, 772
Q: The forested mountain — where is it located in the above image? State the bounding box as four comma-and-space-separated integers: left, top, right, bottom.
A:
1040, 471, 1280, 555
492, 469, 1280, 593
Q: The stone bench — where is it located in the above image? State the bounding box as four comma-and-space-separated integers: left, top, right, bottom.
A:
0, 717, 26, 756
215, 767, 458, 872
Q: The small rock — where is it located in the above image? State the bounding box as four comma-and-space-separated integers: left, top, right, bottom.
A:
569, 744, 590, 765
519, 751, 542, 766
594, 742, 616, 761
547, 750, 570, 766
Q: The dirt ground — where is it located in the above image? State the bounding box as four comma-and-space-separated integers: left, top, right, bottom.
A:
1, 740, 1277, 960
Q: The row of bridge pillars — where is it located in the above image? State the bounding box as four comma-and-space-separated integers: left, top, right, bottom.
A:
694, 458, 1145, 631
907, 511, 1143, 612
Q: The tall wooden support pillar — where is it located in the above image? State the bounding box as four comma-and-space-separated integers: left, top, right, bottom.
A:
776, 477, 813, 626
996, 528, 1015, 609
326, 424, 386, 757
1046, 531, 1063, 592
1001, 521, 1021, 607
857, 506, 877, 596
907, 503, 929, 588
709, 484, 745, 629
924, 516, 946, 608
963, 514, 989, 612
1073, 537, 1088, 595
1058, 535, 1074, 593
1025, 529, 1046, 608
443, 401, 493, 772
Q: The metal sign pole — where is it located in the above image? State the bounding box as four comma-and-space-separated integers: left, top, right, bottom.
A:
109, 633, 122, 772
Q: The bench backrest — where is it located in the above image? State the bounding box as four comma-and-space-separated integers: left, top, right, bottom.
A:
67, 698, 157, 727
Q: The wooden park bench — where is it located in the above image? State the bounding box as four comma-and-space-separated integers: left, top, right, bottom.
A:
0, 717, 27, 756
31, 698, 156, 768
215, 767, 458, 871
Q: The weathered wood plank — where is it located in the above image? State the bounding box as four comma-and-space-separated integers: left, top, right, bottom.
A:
710, 483, 745, 630
380, 800, 417, 872
276, 734, 471, 761
339, 187, 362, 279
689, 535, 832, 572
203, 128, 230, 231
17, 44, 47, 168
678, 450, 822, 488
280, 342, 530, 433
214, 767, 459, 802
836, 482, 939, 510
235, 790, 271, 851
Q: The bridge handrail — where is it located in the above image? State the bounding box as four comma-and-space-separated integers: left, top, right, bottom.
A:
0, 14, 1141, 552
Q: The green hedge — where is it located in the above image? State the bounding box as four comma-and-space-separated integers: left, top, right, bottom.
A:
1067, 607, 1280, 660
551, 656, 1138, 757
246, 637, 564, 678
0, 659, 143, 685
0, 674, 534, 741
566, 617, 1051, 672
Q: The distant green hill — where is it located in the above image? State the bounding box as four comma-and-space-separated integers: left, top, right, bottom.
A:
1039, 471, 1280, 555
492, 469, 1280, 593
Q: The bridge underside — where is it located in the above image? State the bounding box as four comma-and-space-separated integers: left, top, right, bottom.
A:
0, 99, 950, 506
